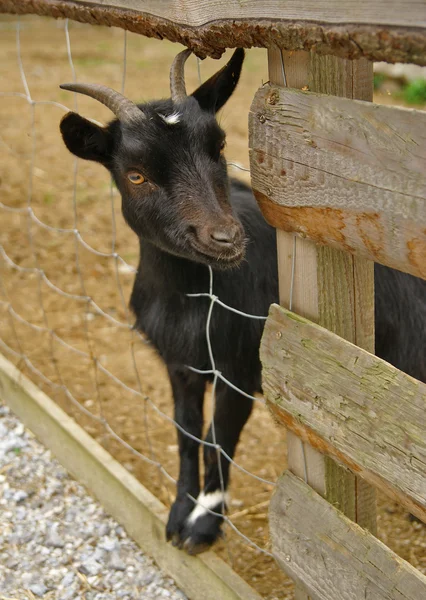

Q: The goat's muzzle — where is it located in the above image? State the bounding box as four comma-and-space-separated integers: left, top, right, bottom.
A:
187, 219, 246, 268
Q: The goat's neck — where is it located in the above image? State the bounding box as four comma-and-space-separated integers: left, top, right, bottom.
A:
138, 239, 210, 296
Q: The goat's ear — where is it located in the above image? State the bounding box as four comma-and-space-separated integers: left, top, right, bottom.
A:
60, 112, 114, 166
191, 48, 244, 113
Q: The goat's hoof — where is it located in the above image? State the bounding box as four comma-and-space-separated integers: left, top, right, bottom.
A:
183, 537, 212, 556
181, 512, 224, 554
167, 513, 224, 554
170, 533, 181, 548
183, 518, 224, 555
166, 496, 194, 546
166, 497, 224, 554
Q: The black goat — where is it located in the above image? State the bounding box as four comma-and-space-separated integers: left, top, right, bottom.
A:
59, 48, 426, 554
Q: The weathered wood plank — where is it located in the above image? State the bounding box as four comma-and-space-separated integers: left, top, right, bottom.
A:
267, 49, 377, 598
249, 86, 426, 280
72, 0, 426, 28
269, 471, 426, 600
0, 353, 261, 600
261, 303, 426, 523
268, 48, 322, 600
268, 48, 377, 525
1, 0, 426, 64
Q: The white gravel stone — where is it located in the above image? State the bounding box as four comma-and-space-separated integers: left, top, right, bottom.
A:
29, 583, 48, 596
99, 536, 118, 552
0, 401, 187, 600
46, 525, 66, 549
61, 571, 75, 586
108, 551, 126, 571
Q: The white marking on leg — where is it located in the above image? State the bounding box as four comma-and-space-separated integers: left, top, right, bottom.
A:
186, 490, 229, 525
158, 111, 181, 125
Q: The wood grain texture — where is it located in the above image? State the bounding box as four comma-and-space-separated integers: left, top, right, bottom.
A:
268, 51, 323, 497
75, 0, 426, 28
1, 0, 426, 64
267, 49, 376, 598
267, 48, 376, 530
268, 50, 322, 600
249, 86, 426, 280
261, 304, 426, 523
269, 471, 426, 600
0, 354, 261, 600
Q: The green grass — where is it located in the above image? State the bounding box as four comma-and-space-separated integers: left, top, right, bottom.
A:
402, 78, 426, 105
373, 73, 386, 91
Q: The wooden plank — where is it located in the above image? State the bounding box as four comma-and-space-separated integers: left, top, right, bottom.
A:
268, 50, 326, 600
269, 471, 426, 600
266, 48, 376, 599
249, 86, 426, 280
313, 57, 377, 535
1, 0, 426, 64
0, 353, 262, 600
261, 303, 426, 523
70, 0, 426, 28
267, 48, 377, 524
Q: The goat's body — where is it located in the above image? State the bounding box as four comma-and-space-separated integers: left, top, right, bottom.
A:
375, 264, 426, 383
130, 179, 279, 393
129, 179, 279, 551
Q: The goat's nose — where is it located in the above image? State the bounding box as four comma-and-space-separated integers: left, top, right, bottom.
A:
210, 226, 239, 246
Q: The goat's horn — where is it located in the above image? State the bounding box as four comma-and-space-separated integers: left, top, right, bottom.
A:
60, 83, 144, 123
170, 49, 191, 103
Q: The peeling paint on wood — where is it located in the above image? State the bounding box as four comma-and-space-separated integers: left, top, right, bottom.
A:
249, 87, 426, 280
1, 0, 426, 64
269, 471, 426, 600
261, 304, 426, 523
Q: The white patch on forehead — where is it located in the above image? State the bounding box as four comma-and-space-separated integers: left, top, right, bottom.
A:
186, 490, 229, 525
158, 111, 181, 125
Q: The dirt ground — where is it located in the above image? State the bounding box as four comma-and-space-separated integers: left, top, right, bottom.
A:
1, 15, 425, 600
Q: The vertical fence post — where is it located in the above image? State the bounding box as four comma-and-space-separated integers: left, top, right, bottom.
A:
266, 48, 377, 598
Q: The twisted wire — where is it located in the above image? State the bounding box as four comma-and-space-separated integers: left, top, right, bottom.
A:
0, 26, 284, 561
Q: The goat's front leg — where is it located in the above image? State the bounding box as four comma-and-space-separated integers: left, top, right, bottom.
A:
166, 365, 206, 547
180, 380, 253, 554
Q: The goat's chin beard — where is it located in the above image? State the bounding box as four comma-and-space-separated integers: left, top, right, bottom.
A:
196, 253, 245, 271
188, 242, 246, 271
149, 237, 246, 270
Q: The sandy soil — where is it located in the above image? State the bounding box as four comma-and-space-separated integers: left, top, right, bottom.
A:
1, 15, 425, 600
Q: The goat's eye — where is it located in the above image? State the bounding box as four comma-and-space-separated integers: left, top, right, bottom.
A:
127, 172, 145, 185
220, 140, 226, 153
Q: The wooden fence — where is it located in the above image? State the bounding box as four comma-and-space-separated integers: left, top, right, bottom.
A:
1, 1, 425, 599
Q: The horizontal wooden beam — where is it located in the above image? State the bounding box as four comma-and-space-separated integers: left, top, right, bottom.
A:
260, 304, 426, 523
0, 353, 261, 600
269, 471, 426, 600
249, 86, 426, 280
1, 0, 426, 64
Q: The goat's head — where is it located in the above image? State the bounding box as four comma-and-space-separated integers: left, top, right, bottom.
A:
60, 49, 246, 269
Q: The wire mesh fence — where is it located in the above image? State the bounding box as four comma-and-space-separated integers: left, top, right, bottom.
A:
2, 14, 426, 600
0, 14, 294, 598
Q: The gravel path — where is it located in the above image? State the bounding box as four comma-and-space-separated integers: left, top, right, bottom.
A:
0, 402, 187, 600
